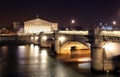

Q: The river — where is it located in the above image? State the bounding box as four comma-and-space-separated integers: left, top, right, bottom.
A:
0, 44, 119, 77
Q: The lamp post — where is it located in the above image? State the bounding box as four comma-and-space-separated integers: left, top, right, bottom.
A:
112, 21, 117, 29
71, 19, 75, 30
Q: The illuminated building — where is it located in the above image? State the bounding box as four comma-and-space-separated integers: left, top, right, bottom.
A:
99, 23, 113, 30
24, 18, 58, 34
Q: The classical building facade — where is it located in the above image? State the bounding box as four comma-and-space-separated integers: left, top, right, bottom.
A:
24, 18, 58, 34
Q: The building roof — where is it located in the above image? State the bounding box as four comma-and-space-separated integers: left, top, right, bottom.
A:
24, 18, 56, 24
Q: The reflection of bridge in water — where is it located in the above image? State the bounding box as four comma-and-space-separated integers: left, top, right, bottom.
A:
1, 28, 120, 72
57, 49, 91, 63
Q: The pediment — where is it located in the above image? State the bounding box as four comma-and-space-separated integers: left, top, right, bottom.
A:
24, 18, 52, 24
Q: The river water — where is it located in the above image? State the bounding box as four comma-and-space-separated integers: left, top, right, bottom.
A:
0, 44, 119, 77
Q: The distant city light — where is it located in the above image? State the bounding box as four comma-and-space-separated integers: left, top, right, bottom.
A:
100, 22, 102, 25
112, 21, 117, 25
100, 22, 113, 30
71, 19, 75, 24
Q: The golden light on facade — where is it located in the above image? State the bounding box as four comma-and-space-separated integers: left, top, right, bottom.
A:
31, 37, 34, 40
58, 36, 66, 43
103, 42, 114, 51
42, 36, 47, 41
35, 36, 39, 40
24, 18, 58, 34
102, 42, 120, 58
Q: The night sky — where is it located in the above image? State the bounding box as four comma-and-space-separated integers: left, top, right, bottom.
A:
0, 0, 120, 29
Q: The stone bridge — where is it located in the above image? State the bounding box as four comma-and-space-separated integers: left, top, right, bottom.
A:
1, 29, 120, 72
38, 29, 120, 72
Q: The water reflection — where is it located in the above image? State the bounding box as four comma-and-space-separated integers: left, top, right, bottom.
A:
40, 49, 48, 64
78, 58, 91, 62
0, 44, 119, 77
78, 63, 91, 69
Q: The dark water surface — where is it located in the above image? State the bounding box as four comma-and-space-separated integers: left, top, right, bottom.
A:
0, 44, 119, 77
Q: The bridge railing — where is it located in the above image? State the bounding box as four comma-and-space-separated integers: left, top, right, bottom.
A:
100, 31, 120, 37
58, 30, 88, 35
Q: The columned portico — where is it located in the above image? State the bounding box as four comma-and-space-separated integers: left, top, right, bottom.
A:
24, 18, 58, 34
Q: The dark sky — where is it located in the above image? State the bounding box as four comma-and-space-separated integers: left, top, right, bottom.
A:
0, 0, 120, 29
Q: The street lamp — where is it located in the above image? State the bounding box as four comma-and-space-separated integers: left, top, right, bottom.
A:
71, 19, 75, 30
42, 36, 47, 41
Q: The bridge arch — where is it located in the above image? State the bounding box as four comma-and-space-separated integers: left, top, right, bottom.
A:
45, 37, 54, 47
59, 41, 90, 54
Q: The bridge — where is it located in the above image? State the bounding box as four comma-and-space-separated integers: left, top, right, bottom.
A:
0, 28, 120, 72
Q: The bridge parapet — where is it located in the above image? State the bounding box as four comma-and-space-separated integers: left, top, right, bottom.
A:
59, 30, 88, 35
95, 36, 120, 43
100, 31, 120, 37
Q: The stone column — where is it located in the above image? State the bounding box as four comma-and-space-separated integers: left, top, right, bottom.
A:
91, 42, 104, 72
39, 32, 43, 47
89, 27, 115, 72
54, 38, 60, 54
53, 30, 60, 55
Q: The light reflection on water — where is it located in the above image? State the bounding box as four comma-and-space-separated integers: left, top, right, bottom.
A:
78, 58, 91, 62
40, 49, 48, 64
78, 63, 91, 69
0, 44, 119, 77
